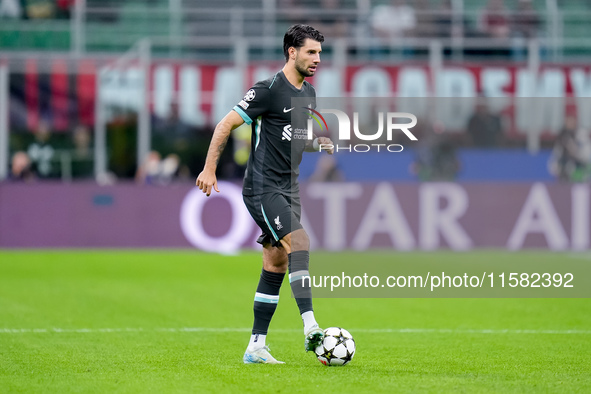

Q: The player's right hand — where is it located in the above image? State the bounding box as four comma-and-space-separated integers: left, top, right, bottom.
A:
196, 170, 219, 197
317, 136, 334, 154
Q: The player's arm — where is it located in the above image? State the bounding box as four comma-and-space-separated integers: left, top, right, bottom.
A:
196, 110, 245, 196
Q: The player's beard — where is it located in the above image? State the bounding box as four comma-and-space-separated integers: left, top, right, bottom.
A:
295, 56, 315, 78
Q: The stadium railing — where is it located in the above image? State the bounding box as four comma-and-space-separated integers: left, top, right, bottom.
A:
1, 0, 591, 61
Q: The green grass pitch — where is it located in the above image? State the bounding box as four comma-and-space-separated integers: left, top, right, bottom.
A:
1, 250, 590, 393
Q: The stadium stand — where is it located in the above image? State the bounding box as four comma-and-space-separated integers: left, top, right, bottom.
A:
1, 0, 591, 182
1, 0, 588, 58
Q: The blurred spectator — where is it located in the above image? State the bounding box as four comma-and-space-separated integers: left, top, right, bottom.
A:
87, 0, 118, 23
466, 101, 503, 148
27, 121, 55, 178
136, 150, 161, 185
0, 0, 22, 18
73, 125, 91, 157
432, 0, 454, 38
479, 0, 511, 40
159, 153, 181, 185
371, 0, 416, 41
432, 0, 480, 39
277, 0, 307, 27
9, 151, 34, 182
96, 171, 117, 186
413, 0, 438, 38
232, 124, 251, 173
310, 0, 349, 39
152, 102, 192, 136
55, 0, 74, 19
412, 121, 460, 181
135, 151, 183, 185
310, 155, 343, 182
107, 109, 138, 178
510, 0, 542, 60
23, 0, 56, 19
72, 125, 94, 179
549, 116, 591, 182
512, 0, 541, 39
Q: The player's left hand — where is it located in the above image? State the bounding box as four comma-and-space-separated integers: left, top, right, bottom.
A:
317, 137, 334, 154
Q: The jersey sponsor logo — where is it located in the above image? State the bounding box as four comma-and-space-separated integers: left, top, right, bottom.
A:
292, 128, 310, 139
283, 107, 295, 113
238, 100, 249, 110
244, 89, 256, 102
274, 216, 283, 230
282, 125, 292, 141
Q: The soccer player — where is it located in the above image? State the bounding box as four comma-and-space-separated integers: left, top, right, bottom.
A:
196, 24, 334, 364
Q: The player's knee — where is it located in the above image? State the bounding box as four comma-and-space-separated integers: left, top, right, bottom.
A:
275, 260, 288, 271
290, 229, 309, 251
263, 260, 287, 273
263, 244, 288, 272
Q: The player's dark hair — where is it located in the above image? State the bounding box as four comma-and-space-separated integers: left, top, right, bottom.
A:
283, 24, 324, 61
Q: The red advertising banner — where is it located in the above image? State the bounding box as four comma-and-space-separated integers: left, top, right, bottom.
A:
7, 60, 591, 133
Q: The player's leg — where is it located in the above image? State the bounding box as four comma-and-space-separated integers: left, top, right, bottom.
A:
280, 229, 324, 352
243, 241, 288, 364
242, 194, 287, 364
244, 192, 323, 356
246, 243, 286, 350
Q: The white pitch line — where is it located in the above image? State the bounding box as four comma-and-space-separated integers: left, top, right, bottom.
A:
358, 328, 591, 334
568, 253, 591, 260
0, 328, 590, 334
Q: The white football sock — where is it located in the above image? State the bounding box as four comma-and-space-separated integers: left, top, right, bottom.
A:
302, 311, 318, 334
247, 334, 266, 351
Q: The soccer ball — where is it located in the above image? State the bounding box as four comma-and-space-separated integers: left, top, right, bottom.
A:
315, 327, 356, 366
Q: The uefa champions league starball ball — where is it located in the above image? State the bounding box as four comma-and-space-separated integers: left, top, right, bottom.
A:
315, 327, 356, 366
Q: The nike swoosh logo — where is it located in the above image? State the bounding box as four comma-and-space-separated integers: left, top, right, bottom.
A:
283, 107, 295, 113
